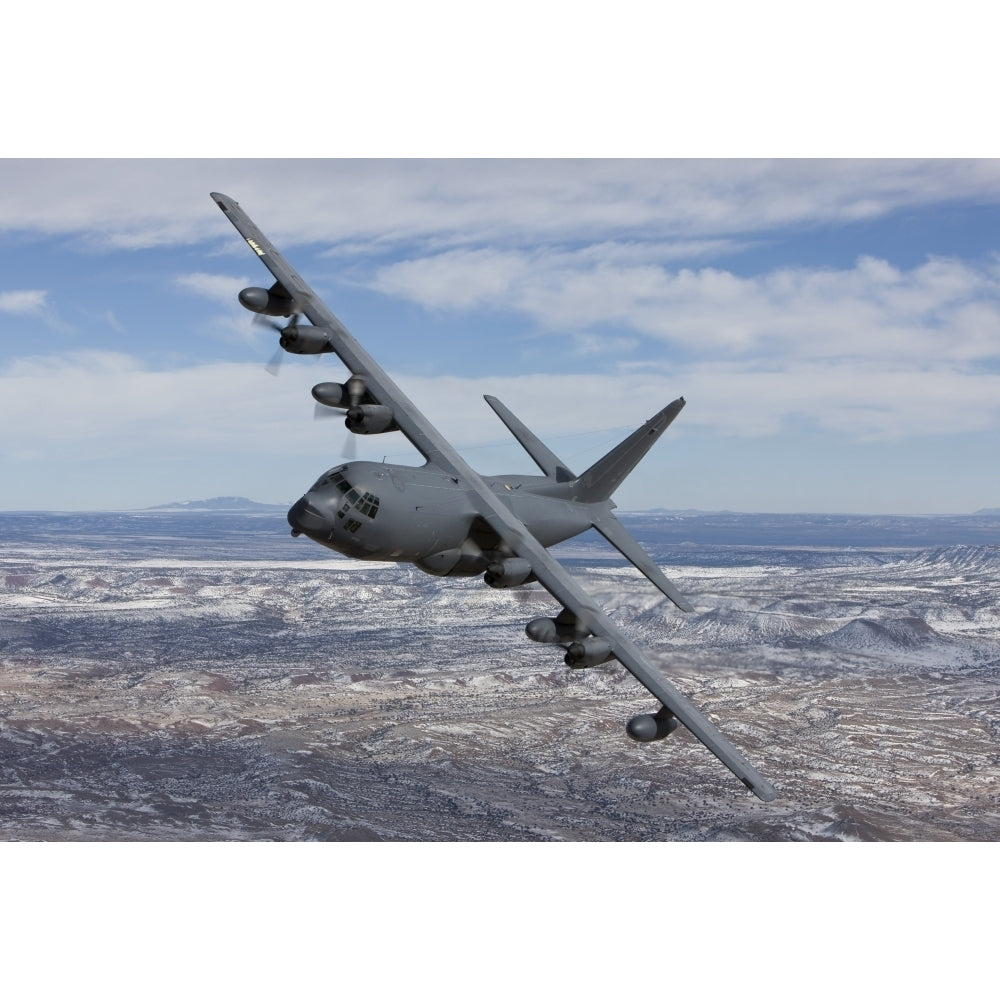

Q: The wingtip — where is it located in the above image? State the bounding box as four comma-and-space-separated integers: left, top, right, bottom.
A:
747, 778, 778, 802
210, 192, 236, 211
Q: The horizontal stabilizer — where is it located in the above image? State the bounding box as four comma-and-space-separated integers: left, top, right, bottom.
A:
572, 398, 685, 503
484, 395, 575, 481
592, 511, 694, 613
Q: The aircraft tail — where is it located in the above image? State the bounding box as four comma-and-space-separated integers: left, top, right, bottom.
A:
484, 393, 692, 612
582, 398, 692, 611
483, 395, 576, 482
571, 397, 685, 503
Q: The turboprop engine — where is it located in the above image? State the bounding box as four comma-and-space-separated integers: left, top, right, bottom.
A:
564, 636, 616, 668
483, 557, 536, 589
276, 324, 332, 355
346, 404, 397, 435
312, 381, 399, 434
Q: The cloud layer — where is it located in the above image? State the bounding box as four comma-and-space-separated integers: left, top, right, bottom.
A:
4, 159, 1000, 252
2, 159, 998, 511
372, 247, 1000, 365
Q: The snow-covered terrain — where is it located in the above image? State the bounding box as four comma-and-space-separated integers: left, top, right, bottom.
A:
1, 511, 998, 840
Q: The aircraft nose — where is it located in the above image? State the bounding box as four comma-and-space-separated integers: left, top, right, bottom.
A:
287, 495, 334, 537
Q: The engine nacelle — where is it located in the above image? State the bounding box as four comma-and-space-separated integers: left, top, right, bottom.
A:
280, 325, 332, 355
564, 636, 615, 668
238, 285, 294, 317
312, 382, 348, 409
525, 616, 580, 643
626, 707, 679, 742
484, 557, 535, 588
345, 404, 398, 435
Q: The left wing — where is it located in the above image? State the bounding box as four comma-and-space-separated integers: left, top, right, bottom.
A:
211, 193, 777, 802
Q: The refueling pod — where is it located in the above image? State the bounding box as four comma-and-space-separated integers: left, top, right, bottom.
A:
525, 615, 580, 644
626, 706, 679, 742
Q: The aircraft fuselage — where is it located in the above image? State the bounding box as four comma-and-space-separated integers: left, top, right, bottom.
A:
287, 460, 599, 573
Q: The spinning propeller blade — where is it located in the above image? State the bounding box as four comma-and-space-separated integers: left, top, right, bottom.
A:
254, 310, 303, 376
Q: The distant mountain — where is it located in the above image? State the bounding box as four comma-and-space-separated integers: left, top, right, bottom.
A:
623, 508, 734, 516
147, 496, 288, 512
974, 508, 1000, 516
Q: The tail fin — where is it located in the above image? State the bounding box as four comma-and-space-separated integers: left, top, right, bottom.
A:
571, 397, 685, 503
484, 395, 576, 482
485, 393, 692, 612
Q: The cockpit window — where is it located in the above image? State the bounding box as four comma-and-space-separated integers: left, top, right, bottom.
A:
318, 469, 380, 519
311, 465, 347, 492
356, 493, 380, 518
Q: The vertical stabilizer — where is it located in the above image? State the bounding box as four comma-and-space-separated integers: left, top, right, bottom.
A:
572, 398, 685, 503
484, 395, 576, 481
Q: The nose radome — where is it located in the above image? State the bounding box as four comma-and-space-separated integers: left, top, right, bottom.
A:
287, 496, 332, 536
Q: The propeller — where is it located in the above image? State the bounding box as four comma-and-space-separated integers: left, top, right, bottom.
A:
312, 402, 359, 459
254, 310, 303, 377
312, 376, 366, 459
265, 344, 285, 376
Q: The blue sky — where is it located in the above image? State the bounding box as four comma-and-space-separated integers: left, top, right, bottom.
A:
2, 158, 999, 513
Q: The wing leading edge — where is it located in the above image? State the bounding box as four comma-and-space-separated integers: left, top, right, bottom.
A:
211, 193, 777, 802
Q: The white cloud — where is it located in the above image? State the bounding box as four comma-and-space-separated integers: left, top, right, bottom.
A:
0, 352, 314, 455
399, 365, 1000, 444
672, 362, 1000, 440
0, 289, 48, 314
2, 350, 998, 511
0, 287, 73, 334
175, 272, 251, 307
3, 159, 1000, 253
5, 349, 998, 465
373, 248, 1000, 371
1, 159, 998, 511
371, 249, 532, 310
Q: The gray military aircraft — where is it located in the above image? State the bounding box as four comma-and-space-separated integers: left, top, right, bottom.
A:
212, 192, 777, 802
